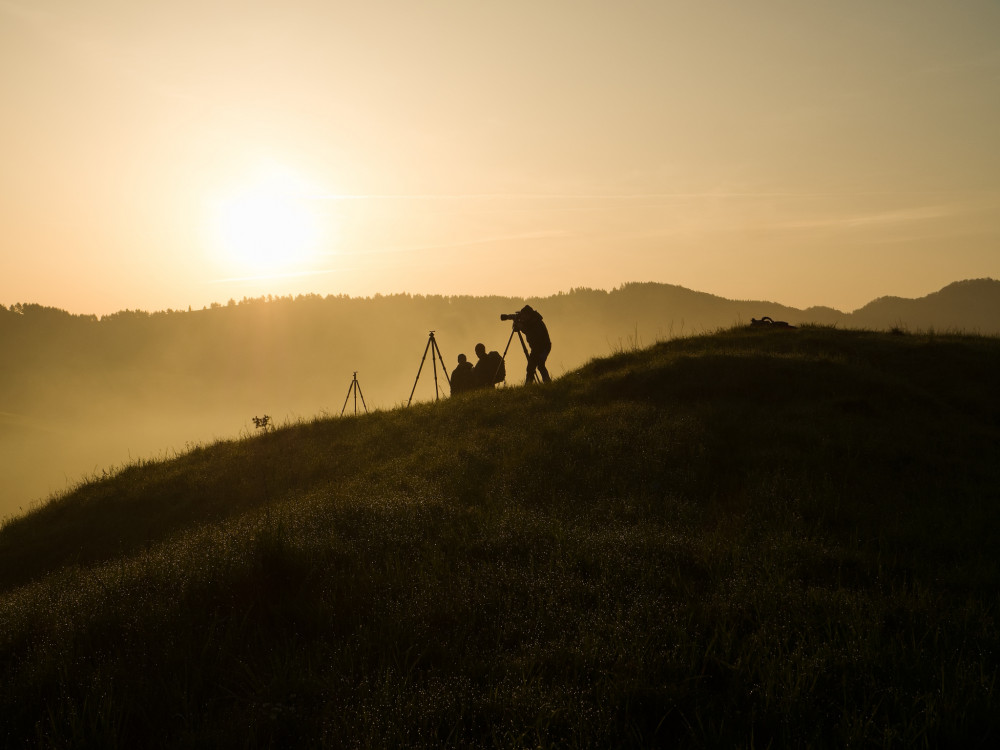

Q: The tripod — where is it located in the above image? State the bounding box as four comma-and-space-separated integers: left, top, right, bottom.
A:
407, 331, 451, 406
340, 371, 369, 416
500, 327, 540, 384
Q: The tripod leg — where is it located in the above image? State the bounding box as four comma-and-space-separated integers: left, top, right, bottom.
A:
354, 378, 358, 415
431, 340, 440, 400
407, 338, 433, 406
431, 338, 452, 390
341, 379, 356, 415
501, 328, 516, 359
518, 331, 540, 384
498, 328, 517, 377
355, 381, 369, 413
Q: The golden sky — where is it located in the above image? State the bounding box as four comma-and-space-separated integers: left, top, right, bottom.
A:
2, 0, 998, 315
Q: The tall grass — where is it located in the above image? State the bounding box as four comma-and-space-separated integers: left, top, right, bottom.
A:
1, 326, 998, 747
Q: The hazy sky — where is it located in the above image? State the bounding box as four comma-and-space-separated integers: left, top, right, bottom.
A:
2, 0, 998, 315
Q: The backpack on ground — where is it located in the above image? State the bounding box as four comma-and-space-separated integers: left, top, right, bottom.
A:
487, 351, 505, 384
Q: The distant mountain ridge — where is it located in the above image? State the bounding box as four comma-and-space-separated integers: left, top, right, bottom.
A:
3, 277, 996, 334
848, 278, 1000, 333
535, 278, 1000, 337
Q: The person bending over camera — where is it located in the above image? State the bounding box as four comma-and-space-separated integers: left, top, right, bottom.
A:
511, 305, 551, 384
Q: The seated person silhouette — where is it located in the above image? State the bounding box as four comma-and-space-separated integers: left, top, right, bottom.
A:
472, 343, 505, 388
450, 353, 475, 395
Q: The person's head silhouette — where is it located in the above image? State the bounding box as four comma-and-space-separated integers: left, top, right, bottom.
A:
458, 353, 467, 364
475, 343, 486, 359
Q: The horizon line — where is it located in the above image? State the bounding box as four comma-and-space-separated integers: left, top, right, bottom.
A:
308, 188, 1000, 201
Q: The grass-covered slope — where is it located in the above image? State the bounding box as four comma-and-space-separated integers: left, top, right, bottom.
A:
1, 326, 998, 748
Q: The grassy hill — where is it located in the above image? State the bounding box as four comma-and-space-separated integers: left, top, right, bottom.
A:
1, 326, 998, 747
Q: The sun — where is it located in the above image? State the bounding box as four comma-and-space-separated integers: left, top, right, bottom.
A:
211, 169, 323, 276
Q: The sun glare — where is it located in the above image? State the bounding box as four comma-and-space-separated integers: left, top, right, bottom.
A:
212, 169, 323, 276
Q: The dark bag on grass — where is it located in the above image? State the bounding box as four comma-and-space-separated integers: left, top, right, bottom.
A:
486, 350, 505, 384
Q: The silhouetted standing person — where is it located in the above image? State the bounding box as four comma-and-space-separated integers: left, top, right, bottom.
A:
512, 305, 551, 384
450, 353, 475, 395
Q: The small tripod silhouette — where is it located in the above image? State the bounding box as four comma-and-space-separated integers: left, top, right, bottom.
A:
340, 371, 369, 416
500, 327, 540, 384
408, 331, 451, 406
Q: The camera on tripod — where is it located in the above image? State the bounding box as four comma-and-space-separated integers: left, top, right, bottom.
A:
500, 312, 519, 322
